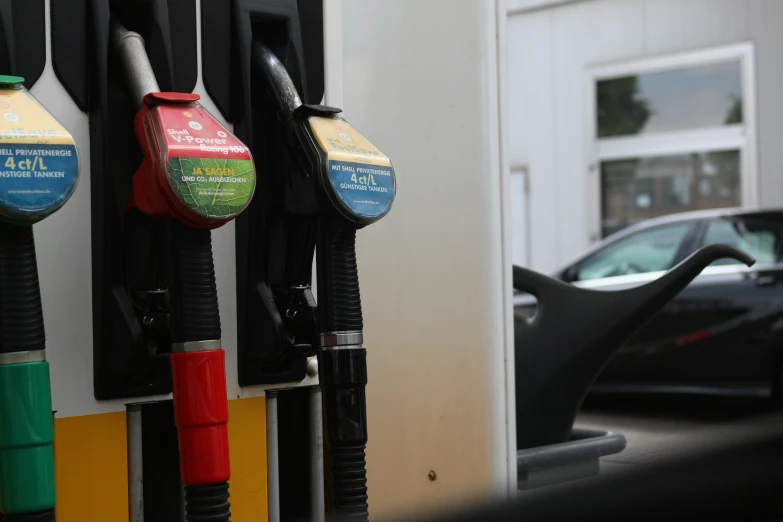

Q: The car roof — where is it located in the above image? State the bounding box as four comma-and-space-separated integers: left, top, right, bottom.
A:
552, 206, 783, 276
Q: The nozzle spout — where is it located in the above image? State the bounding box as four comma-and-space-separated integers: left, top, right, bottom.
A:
110, 20, 160, 110
252, 42, 302, 121
513, 244, 755, 450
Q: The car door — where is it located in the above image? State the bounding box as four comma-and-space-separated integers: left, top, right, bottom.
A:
560, 220, 702, 383
649, 213, 783, 389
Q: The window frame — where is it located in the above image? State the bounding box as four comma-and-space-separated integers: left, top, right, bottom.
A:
584, 43, 758, 243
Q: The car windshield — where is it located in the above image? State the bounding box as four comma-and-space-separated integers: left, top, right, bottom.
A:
575, 222, 691, 281
703, 216, 782, 266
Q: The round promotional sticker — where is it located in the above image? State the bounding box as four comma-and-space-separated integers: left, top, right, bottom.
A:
0, 79, 79, 225
308, 116, 396, 223
149, 103, 255, 226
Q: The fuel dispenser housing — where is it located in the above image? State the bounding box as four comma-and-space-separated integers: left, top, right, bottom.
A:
0, 1, 550, 519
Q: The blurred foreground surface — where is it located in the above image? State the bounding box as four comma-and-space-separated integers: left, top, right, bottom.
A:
515, 395, 783, 521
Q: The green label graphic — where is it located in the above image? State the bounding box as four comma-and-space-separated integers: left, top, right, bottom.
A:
166, 156, 255, 219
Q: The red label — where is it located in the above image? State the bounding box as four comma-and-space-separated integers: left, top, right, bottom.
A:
150, 104, 251, 161
141, 102, 256, 226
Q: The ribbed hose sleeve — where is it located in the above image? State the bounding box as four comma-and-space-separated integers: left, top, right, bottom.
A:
166, 220, 221, 342
184, 483, 231, 522
0, 223, 45, 354
317, 221, 362, 332
319, 349, 369, 521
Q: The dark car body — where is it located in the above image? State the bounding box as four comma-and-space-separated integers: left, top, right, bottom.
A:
514, 208, 783, 398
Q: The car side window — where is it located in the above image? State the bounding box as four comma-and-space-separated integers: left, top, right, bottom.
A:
703, 218, 780, 266
574, 223, 692, 282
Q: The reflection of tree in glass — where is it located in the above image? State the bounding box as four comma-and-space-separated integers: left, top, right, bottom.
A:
699, 95, 741, 204
724, 94, 742, 125
597, 76, 652, 235
597, 76, 651, 138
704, 149, 740, 202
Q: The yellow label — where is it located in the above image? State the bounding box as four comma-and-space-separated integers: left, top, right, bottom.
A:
0, 89, 73, 145
309, 116, 391, 167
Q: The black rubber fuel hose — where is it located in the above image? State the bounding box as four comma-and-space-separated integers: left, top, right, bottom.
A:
0, 223, 45, 355
166, 220, 221, 343
3, 509, 56, 521
317, 220, 369, 521
184, 484, 231, 522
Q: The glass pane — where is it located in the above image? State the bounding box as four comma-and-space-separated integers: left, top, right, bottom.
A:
576, 223, 691, 281
597, 61, 742, 138
601, 149, 741, 238
703, 218, 780, 266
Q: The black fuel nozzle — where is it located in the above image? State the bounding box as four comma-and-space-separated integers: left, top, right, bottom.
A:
253, 42, 396, 521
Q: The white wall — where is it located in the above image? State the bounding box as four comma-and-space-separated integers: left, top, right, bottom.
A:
508, 0, 783, 272
508, 0, 581, 13
342, 0, 514, 518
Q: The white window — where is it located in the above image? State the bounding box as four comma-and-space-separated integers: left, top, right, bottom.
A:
586, 44, 757, 239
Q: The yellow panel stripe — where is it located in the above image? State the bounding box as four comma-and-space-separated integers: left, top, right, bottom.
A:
54, 412, 128, 522
50, 398, 268, 521
227, 397, 268, 521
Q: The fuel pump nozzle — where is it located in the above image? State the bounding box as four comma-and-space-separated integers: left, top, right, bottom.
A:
254, 43, 396, 521
0, 75, 80, 522
110, 21, 257, 522
110, 22, 160, 110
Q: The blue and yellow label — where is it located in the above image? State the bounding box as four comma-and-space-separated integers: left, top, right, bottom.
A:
0, 87, 79, 224
309, 116, 396, 222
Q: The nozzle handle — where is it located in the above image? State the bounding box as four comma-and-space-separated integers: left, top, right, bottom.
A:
252, 42, 302, 121
110, 20, 160, 110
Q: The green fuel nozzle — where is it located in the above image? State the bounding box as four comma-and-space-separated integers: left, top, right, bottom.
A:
253, 42, 396, 521
0, 77, 80, 521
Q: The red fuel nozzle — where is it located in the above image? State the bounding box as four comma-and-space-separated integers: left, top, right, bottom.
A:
111, 21, 254, 521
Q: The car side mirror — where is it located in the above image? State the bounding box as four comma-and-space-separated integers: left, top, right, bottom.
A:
562, 265, 579, 283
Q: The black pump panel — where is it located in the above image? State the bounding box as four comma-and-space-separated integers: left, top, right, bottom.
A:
51, 0, 88, 110
110, 0, 197, 93
52, 0, 197, 111
201, 0, 325, 385
202, 0, 324, 122
58, 0, 200, 399
0, 0, 45, 89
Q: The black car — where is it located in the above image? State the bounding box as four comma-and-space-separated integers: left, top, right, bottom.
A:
514, 208, 783, 398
